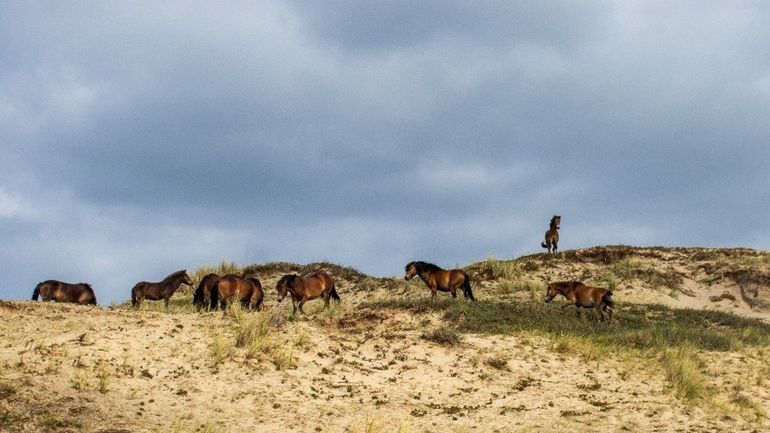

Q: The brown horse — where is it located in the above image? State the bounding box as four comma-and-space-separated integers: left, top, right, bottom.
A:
131, 269, 193, 308
541, 215, 561, 253
193, 273, 220, 310
544, 281, 613, 322
211, 274, 264, 311
32, 280, 97, 305
276, 271, 339, 314
404, 261, 475, 301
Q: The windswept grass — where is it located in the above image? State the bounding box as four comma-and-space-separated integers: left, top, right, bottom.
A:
363, 298, 770, 352
660, 347, 706, 400
363, 297, 770, 409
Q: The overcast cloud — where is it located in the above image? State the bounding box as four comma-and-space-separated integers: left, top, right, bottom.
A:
2, 1, 769, 304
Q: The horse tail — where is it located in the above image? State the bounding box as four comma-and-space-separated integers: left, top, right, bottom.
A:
602, 290, 614, 308
461, 274, 475, 301
541, 241, 549, 249
131, 284, 139, 307
32, 283, 42, 301
210, 280, 221, 310
82, 284, 97, 305
329, 284, 341, 302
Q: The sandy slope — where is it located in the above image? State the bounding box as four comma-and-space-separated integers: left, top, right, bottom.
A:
1, 247, 769, 433
1, 302, 768, 433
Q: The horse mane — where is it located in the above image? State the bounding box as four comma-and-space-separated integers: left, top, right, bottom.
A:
162, 269, 188, 281
407, 261, 442, 273
550, 215, 561, 224
80, 283, 93, 289
277, 274, 298, 287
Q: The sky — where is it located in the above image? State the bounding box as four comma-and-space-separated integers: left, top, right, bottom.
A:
2, 1, 769, 304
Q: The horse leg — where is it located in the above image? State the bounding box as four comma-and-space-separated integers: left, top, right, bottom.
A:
298, 299, 307, 314
594, 304, 604, 322
553, 241, 557, 253
291, 298, 298, 315
450, 287, 457, 298
323, 292, 331, 308
164, 297, 170, 309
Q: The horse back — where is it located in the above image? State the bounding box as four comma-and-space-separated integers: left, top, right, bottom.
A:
62, 283, 96, 305
574, 283, 608, 302
216, 275, 257, 302
215, 275, 239, 300
447, 269, 468, 287
302, 271, 334, 298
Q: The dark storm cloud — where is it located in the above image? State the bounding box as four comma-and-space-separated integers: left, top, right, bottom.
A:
1, 1, 769, 303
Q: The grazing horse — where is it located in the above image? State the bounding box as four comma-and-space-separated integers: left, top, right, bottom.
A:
131, 269, 192, 308
541, 215, 561, 253
544, 281, 613, 322
404, 261, 475, 301
211, 274, 264, 311
276, 271, 339, 314
193, 273, 220, 311
32, 280, 97, 305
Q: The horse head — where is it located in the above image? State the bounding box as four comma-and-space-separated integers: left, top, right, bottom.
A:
404, 262, 419, 280
276, 274, 299, 302
181, 271, 193, 286
552, 215, 561, 230
544, 283, 559, 303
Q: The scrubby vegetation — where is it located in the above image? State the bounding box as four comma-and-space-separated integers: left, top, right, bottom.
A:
364, 298, 770, 352
5, 246, 770, 432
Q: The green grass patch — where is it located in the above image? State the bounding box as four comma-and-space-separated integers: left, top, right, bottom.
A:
362, 298, 770, 352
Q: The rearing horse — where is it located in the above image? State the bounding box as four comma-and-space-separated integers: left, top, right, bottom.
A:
131, 269, 193, 308
404, 261, 475, 301
541, 215, 561, 253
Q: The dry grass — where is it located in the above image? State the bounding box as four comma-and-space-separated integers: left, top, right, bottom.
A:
421, 327, 462, 346
4, 246, 770, 432
659, 347, 707, 401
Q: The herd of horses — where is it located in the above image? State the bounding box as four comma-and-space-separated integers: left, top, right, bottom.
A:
29, 215, 615, 322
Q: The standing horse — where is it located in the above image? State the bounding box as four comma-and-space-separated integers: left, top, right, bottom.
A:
276, 271, 339, 314
131, 269, 192, 308
211, 274, 264, 311
544, 281, 613, 322
193, 273, 220, 311
32, 280, 97, 305
404, 261, 475, 301
541, 215, 561, 253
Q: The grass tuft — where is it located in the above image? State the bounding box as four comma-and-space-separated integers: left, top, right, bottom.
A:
660, 347, 707, 401
421, 327, 462, 346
